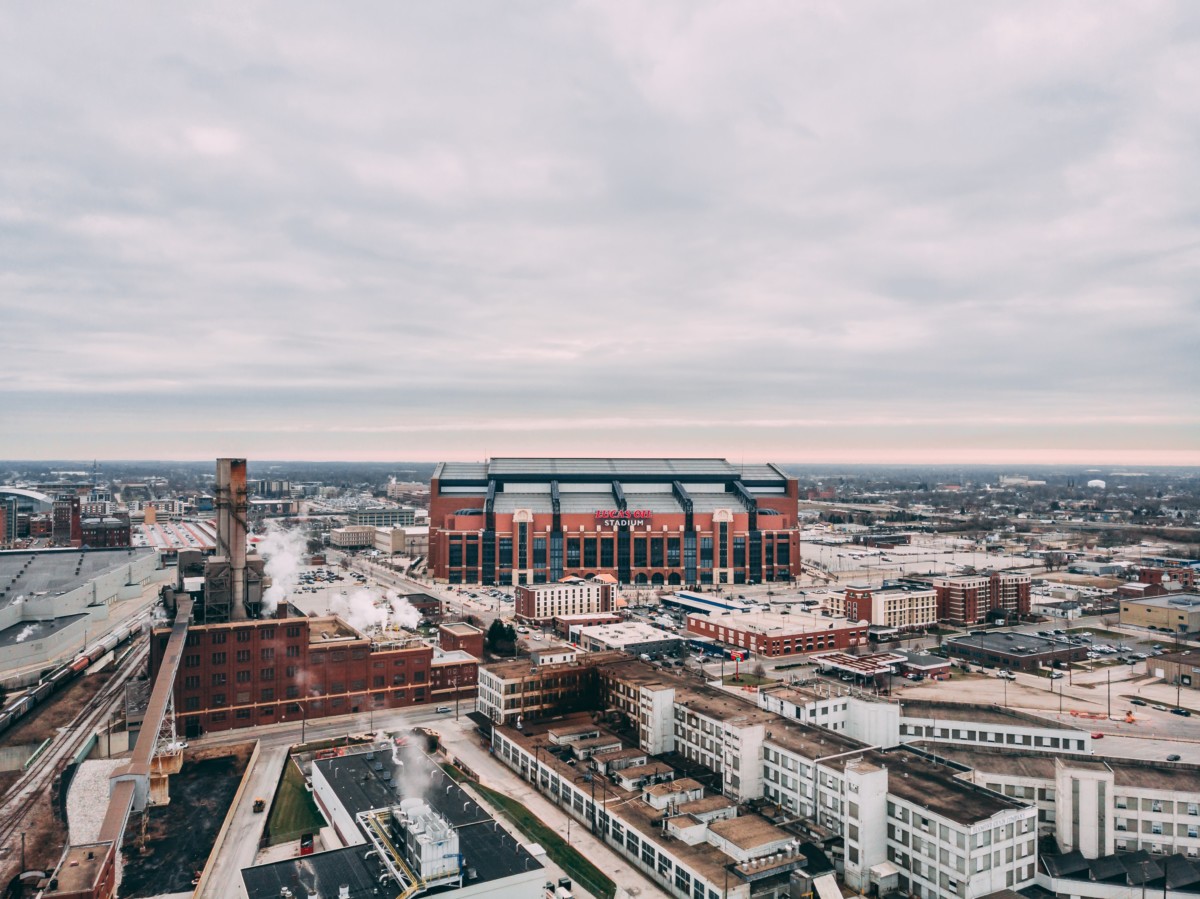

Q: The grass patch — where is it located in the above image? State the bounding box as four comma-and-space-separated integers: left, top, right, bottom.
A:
267, 758, 327, 845
1067, 628, 1125, 640
470, 781, 616, 899
721, 673, 775, 687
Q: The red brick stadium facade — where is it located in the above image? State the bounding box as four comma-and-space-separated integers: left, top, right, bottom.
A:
429, 458, 801, 587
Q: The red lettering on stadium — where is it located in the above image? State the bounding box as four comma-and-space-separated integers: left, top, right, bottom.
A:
594, 510, 653, 528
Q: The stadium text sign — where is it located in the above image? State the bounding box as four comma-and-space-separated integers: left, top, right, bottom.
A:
594, 510, 653, 528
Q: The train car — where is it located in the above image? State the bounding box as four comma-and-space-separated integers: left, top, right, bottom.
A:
31, 681, 55, 704
70, 656, 91, 673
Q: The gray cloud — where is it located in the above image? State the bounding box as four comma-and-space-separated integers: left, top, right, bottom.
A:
1, 2, 1198, 463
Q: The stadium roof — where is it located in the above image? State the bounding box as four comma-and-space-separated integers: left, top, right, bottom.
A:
435, 458, 790, 487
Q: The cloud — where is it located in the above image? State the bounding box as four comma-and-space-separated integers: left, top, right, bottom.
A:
1, 2, 1197, 464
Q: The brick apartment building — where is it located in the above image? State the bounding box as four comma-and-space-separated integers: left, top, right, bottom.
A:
149, 612, 477, 738
929, 572, 1031, 625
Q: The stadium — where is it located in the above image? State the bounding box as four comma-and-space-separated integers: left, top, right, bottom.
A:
428, 458, 800, 587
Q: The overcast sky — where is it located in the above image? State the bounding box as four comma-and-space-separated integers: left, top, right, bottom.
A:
2, 3, 1198, 465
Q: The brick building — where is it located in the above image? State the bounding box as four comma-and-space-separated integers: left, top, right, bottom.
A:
552, 611, 622, 638
149, 612, 477, 738
429, 457, 801, 587
929, 571, 1031, 625
52, 495, 82, 547
686, 610, 868, 657
438, 622, 484, 657
81, 515, 132, 548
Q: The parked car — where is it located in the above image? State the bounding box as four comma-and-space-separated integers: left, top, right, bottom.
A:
1172, 708, 1192, 717
1153, 704, 1168, 711
1168, 754, 1182, 762
436, 706, 452, 714
1130, 698, 1147, 706
1091, 732, 1105, 739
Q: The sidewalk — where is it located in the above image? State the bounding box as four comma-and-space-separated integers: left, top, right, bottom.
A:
436, 720, 669, 899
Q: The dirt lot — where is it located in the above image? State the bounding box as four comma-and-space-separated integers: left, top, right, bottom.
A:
119, 743, 253, 898
0, 671, 117, 748
0, 792, 68, 897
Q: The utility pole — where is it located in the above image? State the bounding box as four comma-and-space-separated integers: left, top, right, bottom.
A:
1107, 669, 1112, 720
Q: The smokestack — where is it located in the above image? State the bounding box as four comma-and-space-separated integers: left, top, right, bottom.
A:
216, 458, 248, 618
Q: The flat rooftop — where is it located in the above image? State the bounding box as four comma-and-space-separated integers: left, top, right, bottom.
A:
313, 747, 542, 885
0, 548, 155, 611
764, 721, 868, 760
482, 650, 625, 681
947, 633, 1075, 656
862, 747, 1027, 826
1121, 593, 1200, 610
577, 622, 678, 644
48, 842, 112, 895
0, 613, 87, 648
436, 458, 788, 485
703, 610, 859, 633
815, 651, 906, 676
899, 700, 1082, 730
133, 520, 217, 552
307, 617, 363, 643
242, 846, 383, 899
916, 745, 1200, 792
709, 814, 791, 850
440, 622, 482, 637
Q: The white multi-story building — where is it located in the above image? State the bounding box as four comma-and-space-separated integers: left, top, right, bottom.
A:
760, 727, 1038, 899
756, 688, 1091, 755
826, 583, 939, 632
515, 576, 614, 623
931, 748, 1200, 860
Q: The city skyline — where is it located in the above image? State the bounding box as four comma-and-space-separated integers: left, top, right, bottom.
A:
2, 3, 1198, 465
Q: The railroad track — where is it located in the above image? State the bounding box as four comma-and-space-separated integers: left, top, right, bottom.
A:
0, 639, 150, 859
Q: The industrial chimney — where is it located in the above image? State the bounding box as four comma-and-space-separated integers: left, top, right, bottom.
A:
215, 458, 249, 617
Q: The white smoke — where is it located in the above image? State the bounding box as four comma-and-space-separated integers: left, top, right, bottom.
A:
12, 595, 24, 606
329, 588, 422, 634
258, 522, 308, 615
14, 624, 36, 643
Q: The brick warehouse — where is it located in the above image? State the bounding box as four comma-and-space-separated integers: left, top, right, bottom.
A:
429, 457, 801, 586
149, 611, 477, 738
